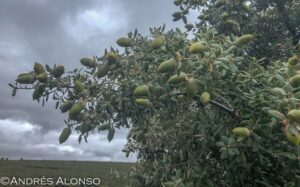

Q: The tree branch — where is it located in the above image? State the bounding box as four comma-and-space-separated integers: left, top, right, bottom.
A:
209, 100, 240, 119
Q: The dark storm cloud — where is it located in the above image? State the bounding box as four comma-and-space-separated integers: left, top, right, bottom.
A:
0, 0, 181, 161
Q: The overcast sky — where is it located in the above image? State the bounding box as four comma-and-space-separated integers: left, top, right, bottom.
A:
0, 0, 187, 162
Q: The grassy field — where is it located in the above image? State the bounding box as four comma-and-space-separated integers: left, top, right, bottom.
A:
0, 160, 135, 187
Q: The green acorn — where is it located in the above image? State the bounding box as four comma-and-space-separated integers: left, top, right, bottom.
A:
74, 80, 85, 93
116, 37, 133, 47
59, 127, 72, 144
106, 52, 117, 64
16, 73, 36, 84
150, 36, 164, 49
232, 127, 250, 137
80, 58, 96, 68
96, 63, 110, 78
186, 77, 198, 97
215, 0, 228, 8
60, 101, 74, 113
234, 34, 255, 47
135, 98, 151, 107
288, 55, 300, 67
158, 58, 177, 73
134, 85, 149, 96
167, 73, 186, 84
189, 42, 207, 54
37, 72, 48, 83
200, 91, 210, 105
68, 101, 86, 118
287, 109, 300, 123
53, 65, 65, 78
285, 128, 300, 145
34, 62, 45, 75
289, 74, 300, 87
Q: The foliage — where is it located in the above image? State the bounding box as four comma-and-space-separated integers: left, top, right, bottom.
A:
9, 0, 300, 186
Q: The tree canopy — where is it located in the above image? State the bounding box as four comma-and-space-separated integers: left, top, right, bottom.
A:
10, 0, 300, 186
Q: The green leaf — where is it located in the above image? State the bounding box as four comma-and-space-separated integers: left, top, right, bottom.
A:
267, 110, 286, 120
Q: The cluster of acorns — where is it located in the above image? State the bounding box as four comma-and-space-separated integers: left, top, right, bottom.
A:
283, 55, 300, 145
16, 63, 65, 85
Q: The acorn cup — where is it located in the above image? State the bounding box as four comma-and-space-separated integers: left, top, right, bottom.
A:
74, 80, 85, 93
60, 100, 74, 113
52, 65, 65, 78
150, 36, 164, 49
158, 58, 177, 73
134, 85, 149, 96
80, 58, 96, 68
289, 74, 300, 87
16, 73, 36, 84
106, 52, 117, 64
96, 63, 110, 78
116, 37, 133, 47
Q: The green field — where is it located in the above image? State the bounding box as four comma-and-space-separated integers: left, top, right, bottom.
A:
0, 160, 135, 187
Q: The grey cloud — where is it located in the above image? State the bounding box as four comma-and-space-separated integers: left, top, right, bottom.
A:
0, 0, 181, 161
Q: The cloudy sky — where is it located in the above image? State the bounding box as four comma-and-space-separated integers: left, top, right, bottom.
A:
0, 0, 186, 162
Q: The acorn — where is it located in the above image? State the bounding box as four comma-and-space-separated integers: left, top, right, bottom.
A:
53, 65, 65, 78
285, 128, 300, 145
135, 98, 151, 107
215, 0, 228, 8
116, 37, 133, 47
234, 34, 255, 47
80, 58, 96, 68
288, 55, 300, 67
158, 58, 177, 73
60, 101, 74, 113
59, 127, 72, 144
289, 74, 300, 87
287, 109, 300, 123
68, 101, 86, 118
74, 80, 85, 93
232, 127, 250, 137
185, 77, 198, 97
189, 42, 207, 54
167, 73, 186, 84
16, 73, 36, 84
134, 85, 149, 96
150, 36, 164, 49
34, 62, 45, 75
200, 91, 210, 105
106, 52, 117, 64
96, 63, 110, 78
37, 72, 48, 83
